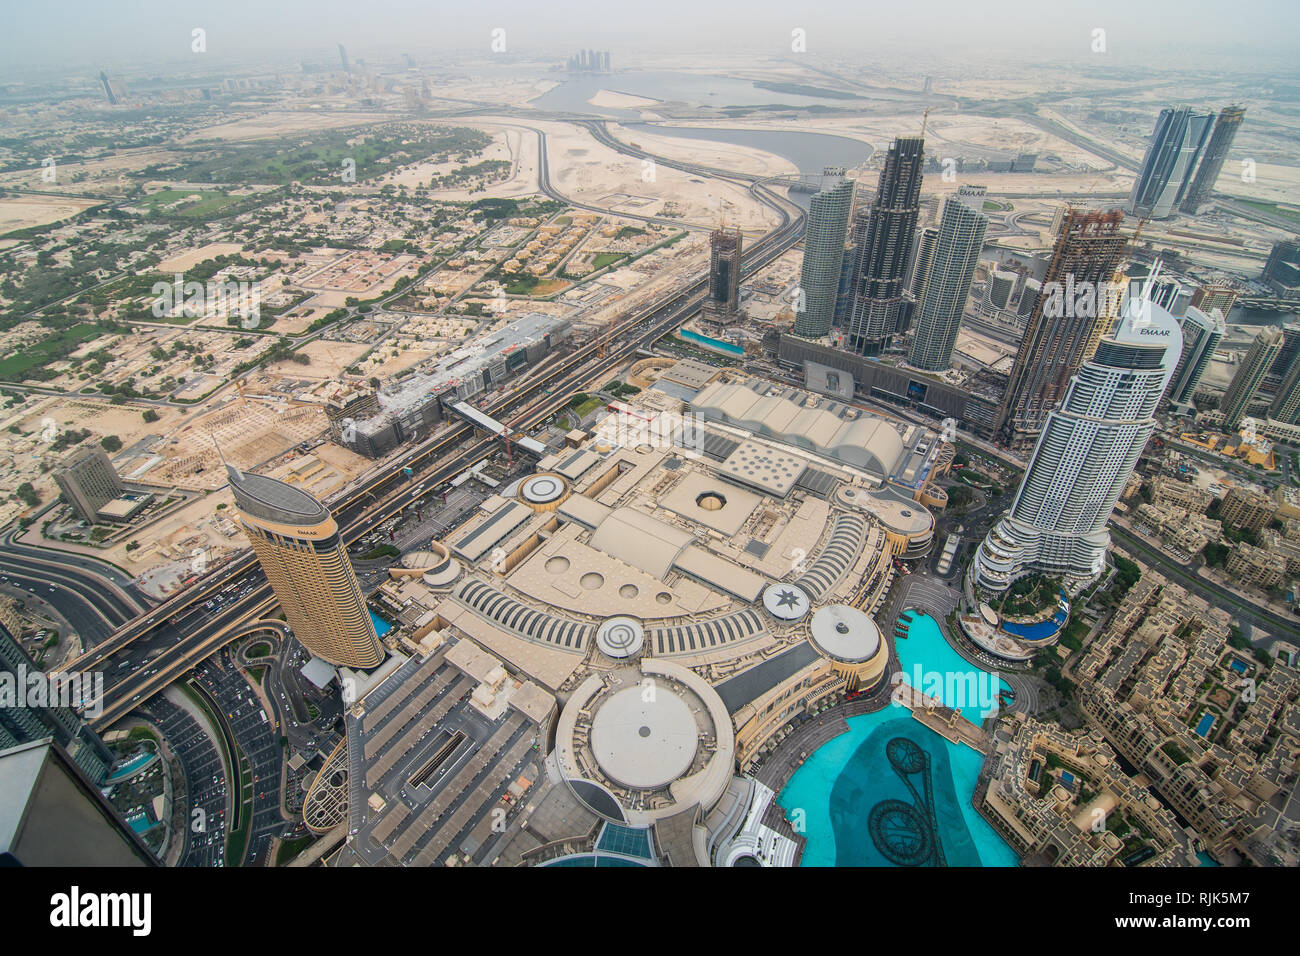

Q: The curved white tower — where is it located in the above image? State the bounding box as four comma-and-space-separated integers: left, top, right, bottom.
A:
973, 298, 1182, 591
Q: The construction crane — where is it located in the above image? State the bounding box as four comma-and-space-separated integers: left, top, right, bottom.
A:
920, 107, 930, 139
598, 310, 623, 359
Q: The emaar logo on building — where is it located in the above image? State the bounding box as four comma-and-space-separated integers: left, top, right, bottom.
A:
49, 886, 151, 936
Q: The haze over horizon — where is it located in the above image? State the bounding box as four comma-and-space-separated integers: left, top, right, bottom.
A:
2, 0, 1298, 79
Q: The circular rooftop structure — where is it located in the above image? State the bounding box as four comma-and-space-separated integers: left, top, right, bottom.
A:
596, 617, 645, 659
762, 583, 810, 622
809, 604, 882, 663
518, 472, 569, 510
589, 686, 698, 791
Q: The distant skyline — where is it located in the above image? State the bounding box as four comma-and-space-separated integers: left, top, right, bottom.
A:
2, 0, 1298, 79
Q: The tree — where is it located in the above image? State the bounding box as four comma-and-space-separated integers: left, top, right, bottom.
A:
142, 409, 159, 423
100, 435, 123, 453
15, 482, 38, 507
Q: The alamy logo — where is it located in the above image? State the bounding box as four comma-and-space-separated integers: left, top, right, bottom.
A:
889, 665, 1002, 718
0, 665, 103, 719
50, 886, 151, 936
1038, 278, 1141, 321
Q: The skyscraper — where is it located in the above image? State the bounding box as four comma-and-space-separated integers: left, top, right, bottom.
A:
1164, 305, 1225, 408
907, 186, 989, 371
0, 740, 156, 866
909, 226, 939, 301
53, 447, 123, 523
972, 299, 1182, 591
791, 168, 854, 339
99, 71, 117, 105
1220, 326, 1282, 429
705, 227, 742, 319
1180, 106, 1246, 215
1189, 282, 1238, 319
998, 208, 1129, 446
1270, 352, 1300, 426
338, 43, 351, 73
0, 620, 112, 784
1129, 107, 1214, 219
846, 137, 925, 355
227, 465, 383, 668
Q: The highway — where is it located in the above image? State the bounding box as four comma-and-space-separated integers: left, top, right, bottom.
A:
69, 125, 805, 728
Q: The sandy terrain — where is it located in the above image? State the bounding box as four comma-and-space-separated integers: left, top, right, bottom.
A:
589, 90, 661, 110
157, 242, 246, 273
291, 340, 369, 378
0, 195, 102, 233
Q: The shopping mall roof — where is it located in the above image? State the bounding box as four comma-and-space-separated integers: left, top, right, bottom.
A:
691, 378, 910, 479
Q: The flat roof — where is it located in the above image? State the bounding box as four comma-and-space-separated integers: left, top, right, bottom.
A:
716, 440, 807, 498
589, 687, 698, 790
453, 501, 532, 562
662, 358, 722, 390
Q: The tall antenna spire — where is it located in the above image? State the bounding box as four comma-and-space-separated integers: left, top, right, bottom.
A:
212, 432, 241, 480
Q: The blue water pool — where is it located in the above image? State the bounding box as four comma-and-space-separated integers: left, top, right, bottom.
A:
107, 750, 157, 782
1195, 712, 1217, 737
776, 612, 1017, 867
369, 610, 392, 637
1000, 601, 1069, 642
896, 612, 1009, 718
1229, 658, 1247, 674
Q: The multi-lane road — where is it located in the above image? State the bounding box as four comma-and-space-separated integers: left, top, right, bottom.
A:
59, 126, 804, 731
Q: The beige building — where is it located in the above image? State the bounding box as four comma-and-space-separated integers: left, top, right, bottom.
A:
1226, 541, 1286, 590
1220, 487, 1276, 533
53, 447, 123, 523
227, 465, 383, 668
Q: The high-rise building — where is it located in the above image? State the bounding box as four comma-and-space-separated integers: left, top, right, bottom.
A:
846, 137, 925, 355
1180, 106, 1246, 214
53, 447, 123, 523
998, 208, 1129, 446
1220, 326, 1282, 429
1164, 305, 1226, 408
906, 187, 989, 371
1129, 107, 1214, 219
0, 620, 112, 784
1262, 240, 1300, 299
0, 740, 156, 866
227, 465, 383, 668
705, 227, 742, 319
1189, 282, 1238, 319
1018, 279, 1042, 321
791, 168, 855, 339
909, 226, 939, 301
986, 269, 1016, 312
1146, 276, 1192, 317
99, 71, 117, 105
1270, 340, 1300, 425
1265, 320, 1300, 392
973, 299, 1182, 591
338, 43, 351, 73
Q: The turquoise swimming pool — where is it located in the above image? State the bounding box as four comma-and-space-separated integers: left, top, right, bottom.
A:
369, 610, 393, 637
776, 612, 1017, 867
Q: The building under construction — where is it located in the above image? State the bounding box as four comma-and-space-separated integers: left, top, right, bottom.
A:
701, 227, 743, 327
997, 208, 1129, 447
327, 312, 570, 459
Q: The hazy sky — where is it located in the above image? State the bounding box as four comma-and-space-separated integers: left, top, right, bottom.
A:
2, 0, 1298, 78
